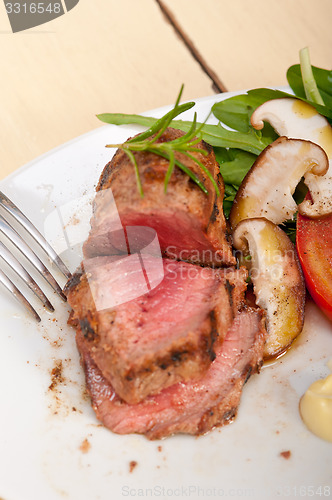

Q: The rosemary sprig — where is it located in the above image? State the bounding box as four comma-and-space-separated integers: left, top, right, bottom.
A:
105, 86, 220, 197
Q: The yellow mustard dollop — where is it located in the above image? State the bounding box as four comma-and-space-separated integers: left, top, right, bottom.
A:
300, 372, 332, 442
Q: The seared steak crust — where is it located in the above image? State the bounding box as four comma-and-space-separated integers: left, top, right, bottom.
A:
76, 308, 266, 439
83, 127, 235, 267
66, 257, 248, 404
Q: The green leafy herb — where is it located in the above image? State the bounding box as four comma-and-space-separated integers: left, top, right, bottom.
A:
214, 147, 256, 186
287, 64, 332, 112
213, 87, 332, 124
212, 92, 278, 139
280, 218, 297, 244
98, 113, 272, 156
219, 153, 253, 218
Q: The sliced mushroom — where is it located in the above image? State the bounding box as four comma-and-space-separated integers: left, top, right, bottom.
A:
229, 136, 328, 230
233, 218, 305, 359
251, 98, 332, 217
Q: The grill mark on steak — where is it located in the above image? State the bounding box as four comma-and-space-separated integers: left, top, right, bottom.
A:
124, 346, 192, 381
80, 318, 97, 342
222, 408, 237, 422
97, 161, 113, 191
207, 310, 218, 362
197, 399, 239, 435
225, 279, 235, 315
243, 365, 253, 384
158, 348, 190, 370
63, 268, 83, 295
209, 202, 219, 223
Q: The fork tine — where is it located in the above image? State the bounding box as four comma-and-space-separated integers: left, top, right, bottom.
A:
0, 216, 67, 302
0, 268, 41, 322
0, 241, 54, 312
0, 191, 71, 279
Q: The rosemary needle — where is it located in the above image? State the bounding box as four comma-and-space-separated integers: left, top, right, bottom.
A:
106, 86, 220, 197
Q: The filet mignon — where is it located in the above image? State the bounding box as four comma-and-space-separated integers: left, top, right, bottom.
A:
65, 126, 267, 439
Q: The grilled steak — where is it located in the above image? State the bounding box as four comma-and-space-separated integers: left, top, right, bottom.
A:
65, 126, 268, 439
66, 257, 248, 404
76, 307, 266, 439
83, 127, 235, 267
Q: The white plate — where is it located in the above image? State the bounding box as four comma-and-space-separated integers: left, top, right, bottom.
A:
0, 93, 331, 500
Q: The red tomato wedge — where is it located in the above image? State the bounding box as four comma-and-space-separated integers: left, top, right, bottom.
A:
296, 208, 332, 321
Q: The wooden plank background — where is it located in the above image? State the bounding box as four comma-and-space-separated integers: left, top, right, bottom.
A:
0, 0, 331, 179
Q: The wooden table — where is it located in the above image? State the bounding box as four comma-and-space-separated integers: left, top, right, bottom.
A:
0, 0, 331, 180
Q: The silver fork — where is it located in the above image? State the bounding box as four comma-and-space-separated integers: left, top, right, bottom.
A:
0, 191, 72, 322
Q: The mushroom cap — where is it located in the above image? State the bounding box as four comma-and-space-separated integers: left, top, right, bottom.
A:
229, 136, 328, 230
251, 98, 332, 218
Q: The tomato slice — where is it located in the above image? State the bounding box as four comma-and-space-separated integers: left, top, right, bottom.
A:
296, 208, 332, 321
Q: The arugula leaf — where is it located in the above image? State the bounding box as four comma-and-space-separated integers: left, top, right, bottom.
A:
247, 88, 332, 122
212, 93, 276, 134
280, 218, 297, 244
194, 122, 271, 154
287, 63, 332, 110
247, 86, 332, 121
214, 147, 256, 186
213, 147, 257, 216
97, 114, 271, 155
224, 184, 238, 197
223, 199, 234, 219
211, 95, 258, 133
212, 87, 332, 127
